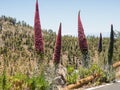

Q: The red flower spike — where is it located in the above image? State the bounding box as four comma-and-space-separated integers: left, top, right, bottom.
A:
53, 23, 62, 64
78, 11, 88, 53
34, 0, 44, 53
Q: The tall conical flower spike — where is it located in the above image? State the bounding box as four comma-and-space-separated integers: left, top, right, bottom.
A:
107, 24, 115, 81
108, 24, 114, 65
53, 23, 62, 64
98, 33, 102, 53
78, 11, 89, 68
78, 11, 88, 54
34, 0, 44, 53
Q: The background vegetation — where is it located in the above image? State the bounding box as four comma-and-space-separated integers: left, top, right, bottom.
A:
0, 15, 120, 89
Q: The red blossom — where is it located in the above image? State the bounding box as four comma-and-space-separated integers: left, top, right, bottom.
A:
34, 0, 44, 53
78, 11, 88, 53
53, 23, 62, 64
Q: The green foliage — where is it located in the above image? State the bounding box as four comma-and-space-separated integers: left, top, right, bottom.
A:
67, 72, 79, 84
26, 73, 50, 90
0, 73, 50, 90
35, 73, 49, 90
0, 76, 2, 89
66, 64, 106, 85
0, 72, 12, 90
2, 71, 6, 90
79, 64, 102, 78
67, 65, 74, 74
66, 66, 79, 84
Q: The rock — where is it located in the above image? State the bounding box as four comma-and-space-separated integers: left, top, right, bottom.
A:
53, 75, 66, 86
44, 62, 67, 89
55, 64, 67, 79
49, 84, 61, 90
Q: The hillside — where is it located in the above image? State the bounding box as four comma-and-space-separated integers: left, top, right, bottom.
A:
1, 15, 120, 73
0, 16, 120, 89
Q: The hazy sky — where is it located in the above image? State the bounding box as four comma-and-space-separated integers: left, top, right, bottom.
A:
0, 0, 120, 36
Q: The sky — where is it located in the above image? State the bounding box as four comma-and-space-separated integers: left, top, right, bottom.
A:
0, 0, 120, 37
